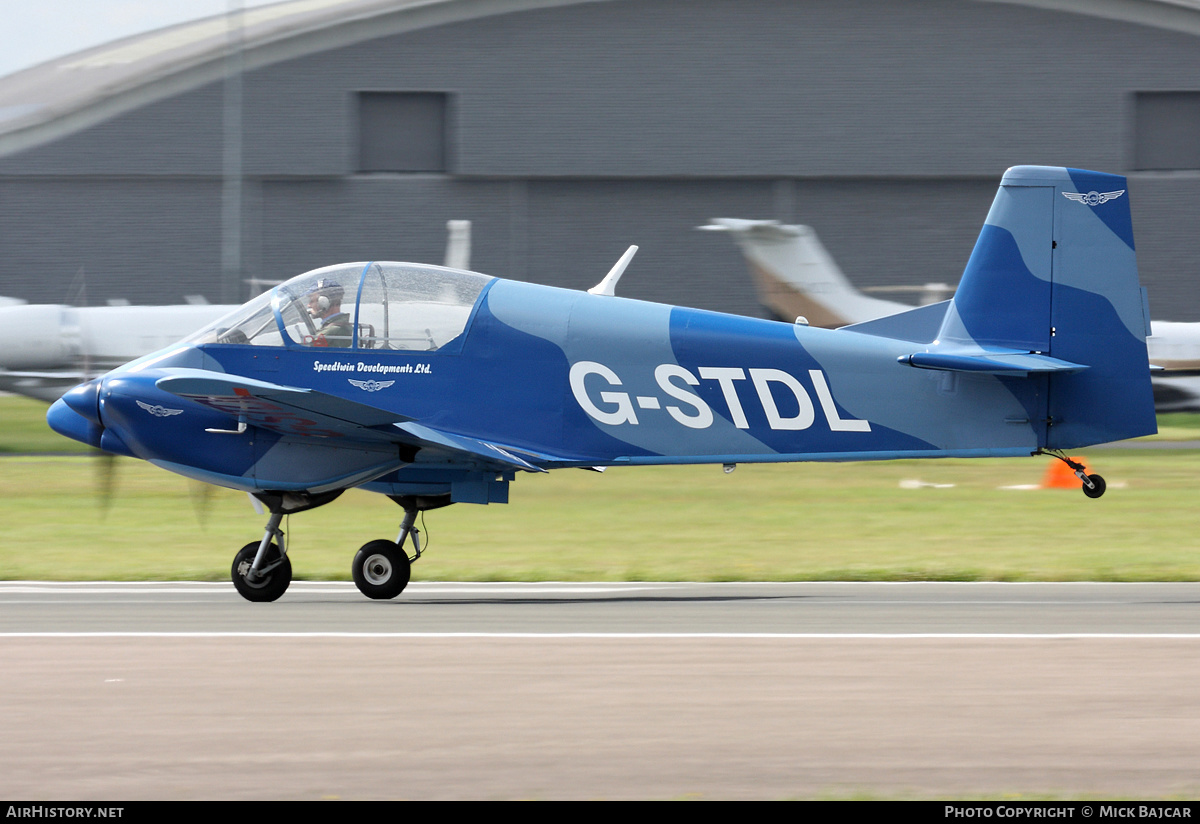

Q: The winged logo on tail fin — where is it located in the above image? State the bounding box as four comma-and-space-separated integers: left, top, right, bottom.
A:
1063, 190, 1125, 206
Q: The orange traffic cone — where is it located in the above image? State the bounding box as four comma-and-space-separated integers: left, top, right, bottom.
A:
1041, 456, 1087, 489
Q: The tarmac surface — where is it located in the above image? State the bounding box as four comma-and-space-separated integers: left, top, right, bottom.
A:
2, 581, 1199, 799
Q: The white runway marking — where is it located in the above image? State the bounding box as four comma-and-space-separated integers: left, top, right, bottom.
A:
3, 632, 1200, 639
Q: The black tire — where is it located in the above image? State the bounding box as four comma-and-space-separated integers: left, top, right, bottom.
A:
231, 541, 292, 602
1082, 473, 1106, 499
352, 539, 411, 600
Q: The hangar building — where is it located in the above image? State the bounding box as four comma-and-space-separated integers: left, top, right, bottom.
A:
1, 0, 1198, 319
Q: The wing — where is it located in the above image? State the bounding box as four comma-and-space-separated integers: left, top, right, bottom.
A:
155, 368, 552, 472
393, 421, 548, 472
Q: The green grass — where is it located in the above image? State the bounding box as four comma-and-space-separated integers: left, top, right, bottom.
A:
2, 450, 1198, 582
3, 393, 1198, 582
0, 395, 90, 454
1146, 412, 1200, 441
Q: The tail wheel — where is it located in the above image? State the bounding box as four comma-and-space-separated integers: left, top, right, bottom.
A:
232, 541, 292, 602
353, 539, 411, 600
1082, 474, 1106, 499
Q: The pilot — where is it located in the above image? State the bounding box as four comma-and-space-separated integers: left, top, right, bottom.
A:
305, 279, 352, 347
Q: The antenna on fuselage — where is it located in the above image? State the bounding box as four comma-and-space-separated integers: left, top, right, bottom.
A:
588, 245, 638, 297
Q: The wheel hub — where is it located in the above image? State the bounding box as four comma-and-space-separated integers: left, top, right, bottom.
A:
363, 554, 393, 585
242, 566, 270, 588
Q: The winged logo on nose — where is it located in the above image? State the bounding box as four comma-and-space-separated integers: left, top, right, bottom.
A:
136, 400, 184, 417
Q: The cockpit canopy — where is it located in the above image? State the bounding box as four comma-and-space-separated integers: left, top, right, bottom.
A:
187, 262, 494, 351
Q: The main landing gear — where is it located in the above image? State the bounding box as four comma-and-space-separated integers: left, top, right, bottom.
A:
230, 492, 450, 602
1039, 449, 1106, 499
349, 495, 451, 600
351, 505, 420, 600
231, 513, 292, 602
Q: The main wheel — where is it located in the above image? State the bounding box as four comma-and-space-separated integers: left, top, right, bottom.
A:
1082, 473, 1106, 499
352, 539, 411, 600
232, 541, 292, 602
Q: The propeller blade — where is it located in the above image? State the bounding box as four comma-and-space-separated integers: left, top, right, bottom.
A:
188, 478, 216, 527
93, 449, 116, 519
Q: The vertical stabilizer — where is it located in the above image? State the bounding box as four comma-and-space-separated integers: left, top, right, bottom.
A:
939, 166, 1155, 447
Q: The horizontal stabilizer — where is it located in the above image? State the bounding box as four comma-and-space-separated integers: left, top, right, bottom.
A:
899, 351, 1089, 376
698, 219, 804, 240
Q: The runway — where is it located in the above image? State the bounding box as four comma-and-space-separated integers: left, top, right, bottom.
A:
5, 580, 1200, 634
2, 582, 1199, 799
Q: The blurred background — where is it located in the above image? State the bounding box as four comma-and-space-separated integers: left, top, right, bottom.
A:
1, 0, 1198, 318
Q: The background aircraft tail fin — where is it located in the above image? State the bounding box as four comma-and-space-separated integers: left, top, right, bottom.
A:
938, 165, 1155, 447
700, 218, 903, 326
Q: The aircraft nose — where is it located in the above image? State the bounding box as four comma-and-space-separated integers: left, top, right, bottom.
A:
46, 396, 104, 449
62, 379, 102, 426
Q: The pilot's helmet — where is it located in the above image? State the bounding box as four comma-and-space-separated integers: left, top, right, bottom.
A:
306, 278, 344, 309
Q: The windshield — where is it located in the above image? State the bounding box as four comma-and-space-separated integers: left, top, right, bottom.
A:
184, 289, 280, 346
355, 263, 491, 351
183, 262, 493, 351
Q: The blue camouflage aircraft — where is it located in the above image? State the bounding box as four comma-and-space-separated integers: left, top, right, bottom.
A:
48, 166, 1156, 602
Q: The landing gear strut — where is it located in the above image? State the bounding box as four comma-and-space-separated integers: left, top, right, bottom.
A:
229, 491, 449, 602
231, 490, 343, 603
351, 495, 451, 600
1039, 450, 1106, 499
232, 512, 292, 602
